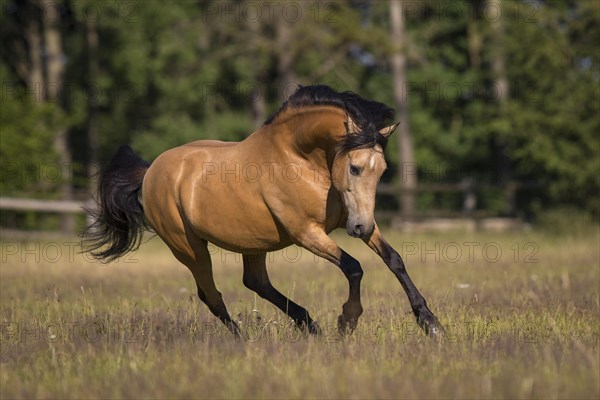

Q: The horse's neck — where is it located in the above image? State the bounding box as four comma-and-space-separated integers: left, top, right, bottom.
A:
276, 106, 346, 168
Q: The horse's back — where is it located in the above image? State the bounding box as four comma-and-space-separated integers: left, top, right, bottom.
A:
182, 139, 237, 148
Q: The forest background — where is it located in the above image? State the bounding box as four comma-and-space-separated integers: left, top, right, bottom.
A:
1, 0, 598, 231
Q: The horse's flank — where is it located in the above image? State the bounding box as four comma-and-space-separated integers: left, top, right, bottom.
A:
141, 105, 348, 258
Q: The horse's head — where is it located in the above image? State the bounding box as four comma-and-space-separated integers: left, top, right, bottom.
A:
332, 119, 399, 239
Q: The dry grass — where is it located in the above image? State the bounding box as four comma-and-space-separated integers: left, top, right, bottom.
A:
1, 228, 599, 399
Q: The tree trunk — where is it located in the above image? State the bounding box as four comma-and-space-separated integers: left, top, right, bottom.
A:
275, 15, 298, 101
86, 17, 100, 225
467, 5, 482, 71
487, 0, 509, 105
250, 85, 266, 127
25, 3, 43, 100
390, 0, 416, 219
487, 0, 512, 215
246, 16, 266, 126
41, 0, 75, 233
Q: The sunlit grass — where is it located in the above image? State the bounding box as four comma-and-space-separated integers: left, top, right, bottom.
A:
1, 229, 599, 399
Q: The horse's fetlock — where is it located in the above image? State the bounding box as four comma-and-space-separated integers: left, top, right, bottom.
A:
343, 302, 363, 318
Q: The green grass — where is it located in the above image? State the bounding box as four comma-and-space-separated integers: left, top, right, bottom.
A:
1, 229, 599, 399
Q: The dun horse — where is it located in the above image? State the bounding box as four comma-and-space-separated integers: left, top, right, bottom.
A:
83, 85, 444, 338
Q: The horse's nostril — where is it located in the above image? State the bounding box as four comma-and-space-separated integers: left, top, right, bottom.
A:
353, 225, 364, 236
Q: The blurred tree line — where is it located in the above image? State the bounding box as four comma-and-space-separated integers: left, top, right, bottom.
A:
1, 0, 598, 230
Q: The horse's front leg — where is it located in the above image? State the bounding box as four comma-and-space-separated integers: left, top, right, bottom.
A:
364, 224, 445, 338
298, 228, 364, 335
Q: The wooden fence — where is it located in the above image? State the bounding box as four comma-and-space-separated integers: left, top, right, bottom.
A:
0, 180, 535, 236
0, 197, 92, 239
375, 180, 537, 231
376, 180, 523, 217
0, 197, 89, 214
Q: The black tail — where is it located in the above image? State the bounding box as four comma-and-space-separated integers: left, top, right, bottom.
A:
82, 145, 151, 262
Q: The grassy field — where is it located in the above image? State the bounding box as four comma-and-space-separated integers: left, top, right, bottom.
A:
1, 228, 599, 399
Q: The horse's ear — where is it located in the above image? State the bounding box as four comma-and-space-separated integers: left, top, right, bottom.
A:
345, 117, 361, 134
379, 122, 400, 137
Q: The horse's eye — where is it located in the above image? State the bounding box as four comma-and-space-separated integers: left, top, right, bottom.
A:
350, 165, 361, 176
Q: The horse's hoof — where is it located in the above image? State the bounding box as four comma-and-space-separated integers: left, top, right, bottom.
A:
419, 314, 445, 339
307, 320, 322, 336
337, 314, 357, 336
297, 320, 322, 336
428, 323, 445, 340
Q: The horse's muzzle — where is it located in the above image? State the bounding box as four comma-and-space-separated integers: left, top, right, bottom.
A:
347, 222, 374, 239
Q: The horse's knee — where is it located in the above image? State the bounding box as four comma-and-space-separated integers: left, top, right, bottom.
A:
340, 253, 363, 283
386, 250, 406, 273
378, 247, 406, 278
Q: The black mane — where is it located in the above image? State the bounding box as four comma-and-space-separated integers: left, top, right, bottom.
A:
265, 85, 395, 152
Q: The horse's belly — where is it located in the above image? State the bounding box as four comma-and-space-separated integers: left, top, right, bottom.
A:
202, 231, 293, 254
190, 211, 293, 253
185, 181, 292, 253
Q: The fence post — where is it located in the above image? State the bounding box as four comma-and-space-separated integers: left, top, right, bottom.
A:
462, 179, 476, 215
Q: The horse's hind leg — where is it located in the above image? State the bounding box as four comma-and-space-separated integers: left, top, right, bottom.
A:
171, 242, 240, 337
242, 254, 320, 334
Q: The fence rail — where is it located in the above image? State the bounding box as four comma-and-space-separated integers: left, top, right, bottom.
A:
0, 197, 93, 238
0, 180, 536, 236
0, 197, 90, 213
